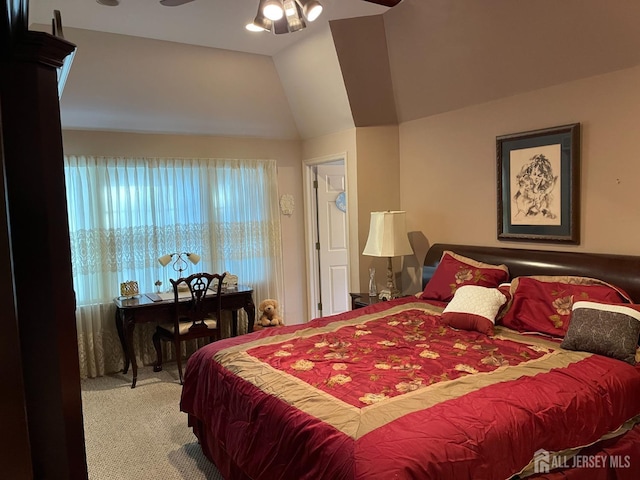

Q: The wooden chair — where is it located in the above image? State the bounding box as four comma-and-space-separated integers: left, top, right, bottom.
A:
153, 272, 226, 384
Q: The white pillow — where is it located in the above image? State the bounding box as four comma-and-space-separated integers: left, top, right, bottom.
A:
441, 285, 507, 335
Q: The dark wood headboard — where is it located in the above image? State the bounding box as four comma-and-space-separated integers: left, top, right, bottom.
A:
423, 243, 640, 302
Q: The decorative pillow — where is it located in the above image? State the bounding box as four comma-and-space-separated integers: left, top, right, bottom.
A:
441, 285, 507, 335
421, 251, 509, 302
496, 282, 512, 319
500, 276, 631, 337
561, 301, 640, 365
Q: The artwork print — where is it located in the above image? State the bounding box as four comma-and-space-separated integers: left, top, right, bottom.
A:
509, 144, 561, 226
497, 123, 580, 244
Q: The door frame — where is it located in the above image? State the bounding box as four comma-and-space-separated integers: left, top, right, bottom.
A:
302, 152, 350, 320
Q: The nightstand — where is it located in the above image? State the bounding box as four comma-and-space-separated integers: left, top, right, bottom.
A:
349, 293, 382, 310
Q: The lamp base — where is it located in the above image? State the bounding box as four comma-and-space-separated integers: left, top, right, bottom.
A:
378, 256, 401, 301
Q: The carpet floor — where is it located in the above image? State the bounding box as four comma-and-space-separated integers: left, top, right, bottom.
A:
81, 365, 224, 480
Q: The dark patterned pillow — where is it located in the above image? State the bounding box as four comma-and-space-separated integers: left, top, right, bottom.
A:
560, 301, 640, 365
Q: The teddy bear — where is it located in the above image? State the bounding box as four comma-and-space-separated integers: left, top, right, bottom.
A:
255, 298, 284, 331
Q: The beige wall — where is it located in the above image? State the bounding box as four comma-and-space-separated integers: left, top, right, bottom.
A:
399, 65, 640, 293
62, 130, 308, 324
355, 126, 403, 294
301, 129, 359, 304
301, 126, 403, 296
61, 65, 640, 320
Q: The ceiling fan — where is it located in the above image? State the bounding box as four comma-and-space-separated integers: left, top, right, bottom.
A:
97, 0, 402, 32
97, 0, 403, 7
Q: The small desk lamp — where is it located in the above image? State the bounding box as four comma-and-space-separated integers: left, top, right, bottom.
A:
362, 211, 413, 300
158, 252, 201, 277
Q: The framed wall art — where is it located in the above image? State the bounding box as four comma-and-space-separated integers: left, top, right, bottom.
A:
497, 123, 580, 244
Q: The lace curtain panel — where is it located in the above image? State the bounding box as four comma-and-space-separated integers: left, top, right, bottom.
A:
65, 155, 284, 378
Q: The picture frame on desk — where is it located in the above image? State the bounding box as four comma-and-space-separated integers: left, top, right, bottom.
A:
497, 123, 580, 244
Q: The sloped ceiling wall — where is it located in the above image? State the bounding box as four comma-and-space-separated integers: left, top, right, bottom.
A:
384, 0, 640, 123
273, 26, 355, 140
330, 15, 397, 128
34, 0, 640, 141
51, 27, 301, 139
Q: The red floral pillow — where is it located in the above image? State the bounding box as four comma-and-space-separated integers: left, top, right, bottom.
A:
500, 276, 631, 337
421, 251, 510, 302
496, 282, 513, 320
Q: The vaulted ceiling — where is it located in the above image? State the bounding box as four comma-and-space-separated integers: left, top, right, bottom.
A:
30, 0, 640, 140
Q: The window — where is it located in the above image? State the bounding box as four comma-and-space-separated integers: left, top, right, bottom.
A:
64, 155, 283, 306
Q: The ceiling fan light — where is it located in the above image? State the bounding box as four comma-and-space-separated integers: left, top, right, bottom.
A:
247, 1, 273, 32
272, 15, 289, 34
263, 0, 284, 21
296, 0, 323, 22
288, 17, 305, 32
283, 0, 297, 17
305, 2, 323, 22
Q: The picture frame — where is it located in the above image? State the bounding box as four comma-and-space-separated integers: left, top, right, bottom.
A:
497, 123, 580, 244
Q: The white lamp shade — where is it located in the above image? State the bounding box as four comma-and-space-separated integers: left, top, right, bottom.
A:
158, 254, 173, 267
187, 253, 201, 265
362, 211, 413, 258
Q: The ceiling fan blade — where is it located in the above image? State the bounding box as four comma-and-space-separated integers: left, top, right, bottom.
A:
159, 0, 196, 6
360, 0, 403, 6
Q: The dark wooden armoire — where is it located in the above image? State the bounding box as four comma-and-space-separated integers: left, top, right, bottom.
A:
1, 1, 88, 478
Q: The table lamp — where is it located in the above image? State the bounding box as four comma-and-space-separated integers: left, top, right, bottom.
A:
362, 211, 413, 300
158, 252, 201, 277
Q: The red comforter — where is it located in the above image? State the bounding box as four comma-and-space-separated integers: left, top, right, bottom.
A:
180, 297, 640, 479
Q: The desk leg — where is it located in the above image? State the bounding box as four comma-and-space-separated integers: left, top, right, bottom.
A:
231, 310, 238, 337
244, 299, 256, 333
115, 308, 130, 374
124, 316, 138, 389
229, 297, 255, 336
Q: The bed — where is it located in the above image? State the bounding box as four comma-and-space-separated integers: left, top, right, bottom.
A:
180, 243, 640, 479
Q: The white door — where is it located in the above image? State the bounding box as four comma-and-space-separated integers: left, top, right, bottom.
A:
315, 163, 349, 317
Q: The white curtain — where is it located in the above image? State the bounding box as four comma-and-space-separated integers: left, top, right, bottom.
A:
65, 155, 284, 378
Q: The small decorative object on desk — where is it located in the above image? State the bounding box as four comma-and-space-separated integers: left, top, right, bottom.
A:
225, 272, 238, 288
212, 273, 238, 291
154, 280, 162, 293
120, 280, 139, 298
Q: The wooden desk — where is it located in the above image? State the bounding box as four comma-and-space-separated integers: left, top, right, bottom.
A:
114, 285, 255, 388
